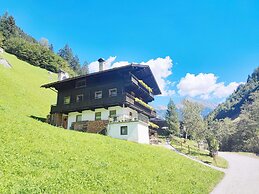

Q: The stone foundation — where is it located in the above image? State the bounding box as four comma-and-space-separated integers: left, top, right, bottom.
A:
71, 120, 109, 134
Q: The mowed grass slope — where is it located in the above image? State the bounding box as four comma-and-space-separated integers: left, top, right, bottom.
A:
0, 52, 223, 193
171, 136, 228, 168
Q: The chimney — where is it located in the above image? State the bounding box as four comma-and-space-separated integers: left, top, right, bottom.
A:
98, 58, 105, 71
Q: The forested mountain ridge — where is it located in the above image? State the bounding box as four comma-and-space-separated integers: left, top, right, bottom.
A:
209, 67, 259, 120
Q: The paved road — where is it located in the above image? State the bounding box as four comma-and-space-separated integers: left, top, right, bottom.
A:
211, 152, 259, 194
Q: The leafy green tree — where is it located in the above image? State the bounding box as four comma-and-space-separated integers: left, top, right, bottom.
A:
165, 98, 179, 135
206, 136, 219, 157
234, 91, 259, 153
182, 99, 205, 146
4, 37, 75, 75
206, 118, 235, 152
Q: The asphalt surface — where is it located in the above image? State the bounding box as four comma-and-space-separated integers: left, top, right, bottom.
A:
211, 152, 259, 194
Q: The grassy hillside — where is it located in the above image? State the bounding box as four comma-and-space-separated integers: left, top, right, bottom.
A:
0, 52, 223, 193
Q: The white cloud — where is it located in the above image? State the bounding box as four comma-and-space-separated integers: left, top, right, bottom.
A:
112, 61, 130, 68
177, 73, 242, 99
141, 56, 173, 96
88, 56, 174, 96
213, 82, 241, 98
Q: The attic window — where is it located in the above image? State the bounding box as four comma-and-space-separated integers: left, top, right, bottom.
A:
76, 80, 86, 88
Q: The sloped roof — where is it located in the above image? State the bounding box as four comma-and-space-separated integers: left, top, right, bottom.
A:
41, 64, 161, 95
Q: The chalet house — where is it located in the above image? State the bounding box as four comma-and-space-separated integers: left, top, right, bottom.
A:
42, 59, 161, 144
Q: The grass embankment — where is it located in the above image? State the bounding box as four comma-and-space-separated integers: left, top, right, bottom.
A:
171, 136, 228, 169
235, 152, 259, 159
0, 52, 223, 193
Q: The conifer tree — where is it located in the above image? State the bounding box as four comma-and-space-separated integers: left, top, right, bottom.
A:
165, 98, 180, 135
79, 61, 89, 75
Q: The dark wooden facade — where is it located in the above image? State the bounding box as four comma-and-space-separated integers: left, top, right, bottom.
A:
42, 64, 161, 118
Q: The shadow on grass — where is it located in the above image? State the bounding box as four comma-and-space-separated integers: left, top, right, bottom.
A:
202, 161, 212, 164
191, 152, 209, 157
29, 115, 46, 123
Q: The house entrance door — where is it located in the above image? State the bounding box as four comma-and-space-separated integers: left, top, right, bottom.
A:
62, 115, 68, 129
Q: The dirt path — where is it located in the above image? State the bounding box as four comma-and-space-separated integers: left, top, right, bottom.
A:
211, 152, 259, 194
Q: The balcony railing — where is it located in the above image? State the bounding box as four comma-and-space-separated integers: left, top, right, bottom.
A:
50, 93, 156, 118
125, 93, 156, 118
109, 113, 149, 124
130, 75, 154, 98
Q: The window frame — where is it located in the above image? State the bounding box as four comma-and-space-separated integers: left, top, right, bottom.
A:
64, 96, 71, 104
95, 112, 101, 121
120, 126, 128, 135
76, 115, 82, 122
109, 88, 117, 97
109, 110, 116, 118
95, 91, 102, 99
76, 94, 84, 103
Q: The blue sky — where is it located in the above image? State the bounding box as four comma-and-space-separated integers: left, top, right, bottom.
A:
1, 0, 259, 109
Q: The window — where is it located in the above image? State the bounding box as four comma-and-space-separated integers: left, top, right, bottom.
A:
76, 94, 84, 102
109, 88, 117, 97
109, 110, 116, 118
64, 96, 70, 104
76, 80, 86, 88
120, 126, 128, 135
76, 115, 82, 122
95, 112, 101, 120
95, 91, 102, 99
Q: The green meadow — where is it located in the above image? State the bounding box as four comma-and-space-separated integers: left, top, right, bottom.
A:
0, 52, 223, 193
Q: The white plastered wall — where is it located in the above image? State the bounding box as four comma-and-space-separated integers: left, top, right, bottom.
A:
107, 121, 149, 144
67, 112, 78, 129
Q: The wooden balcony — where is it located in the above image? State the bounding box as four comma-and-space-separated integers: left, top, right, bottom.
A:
108, 113, 149, 124
50, 94, 125, 114
125, 74, 154, 102
124, 93, 156, 118
50, 92, 156, 118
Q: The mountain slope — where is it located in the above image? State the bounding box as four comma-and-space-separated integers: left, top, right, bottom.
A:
0, 52, 223, 193
209, 67, 259, 120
